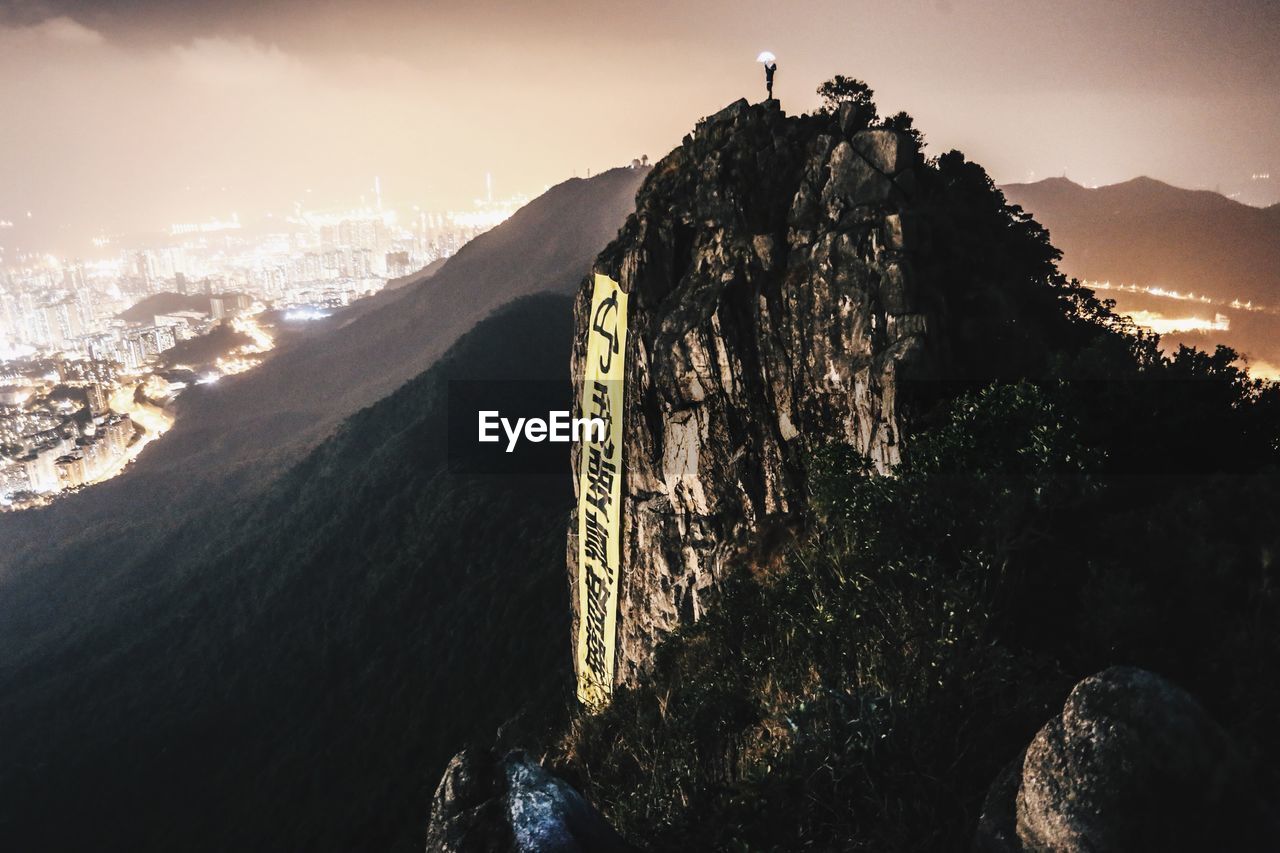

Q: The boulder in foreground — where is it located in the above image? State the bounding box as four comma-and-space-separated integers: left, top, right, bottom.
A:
427, 748, 631, 852
977, 666, 1280, 851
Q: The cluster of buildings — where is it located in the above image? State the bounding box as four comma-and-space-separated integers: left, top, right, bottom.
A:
84, 324, 181, 371
0, 281, 261, 507
0, 189, 522, 360
0, 357, 136, 507
0, 180, 532, 509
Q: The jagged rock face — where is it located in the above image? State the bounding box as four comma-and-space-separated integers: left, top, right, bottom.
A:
425, 748, 631, 852
975, 667, 1280, 852
569, 99, 930, 685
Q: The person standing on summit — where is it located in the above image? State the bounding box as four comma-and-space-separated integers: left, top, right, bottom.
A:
757, 51, 777, 100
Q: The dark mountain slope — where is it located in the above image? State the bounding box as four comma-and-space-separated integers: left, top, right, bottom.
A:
1002, 177, 1280, 306
117, 291, 212, 324
1002, 176, 1280, 371
0, 295, 577, 852
0, 167, 645, 583
163, 166, 646, 467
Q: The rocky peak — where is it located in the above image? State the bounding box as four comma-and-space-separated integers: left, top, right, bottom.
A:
569, 98, 930, 687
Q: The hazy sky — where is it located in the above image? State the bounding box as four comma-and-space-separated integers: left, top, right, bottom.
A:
1, 0, 1277, 252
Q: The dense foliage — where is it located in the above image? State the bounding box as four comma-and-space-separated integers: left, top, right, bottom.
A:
556, 368, 1280, 849
816, 76, 879, 121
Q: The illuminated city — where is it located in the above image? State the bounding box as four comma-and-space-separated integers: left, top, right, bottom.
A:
0, 179, 530, 509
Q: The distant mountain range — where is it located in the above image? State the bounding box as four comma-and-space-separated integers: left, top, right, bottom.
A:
146, 164, 647, 483
1002, 176, 1280, 375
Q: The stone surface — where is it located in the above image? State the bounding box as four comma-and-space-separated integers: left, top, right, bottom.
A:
426, 748, 631, 852
568, 99, 930, 686
976, 666, 1280, 852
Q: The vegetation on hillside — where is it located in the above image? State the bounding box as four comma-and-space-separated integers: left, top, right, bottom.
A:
549, 81, 1280, 850
555, 368, 1280, 849
0, 295, 578, 852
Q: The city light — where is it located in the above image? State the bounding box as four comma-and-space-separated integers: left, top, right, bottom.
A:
283, 307, 331, 322
1125, 310, 1230, 335
1085, 280, 1279, 316
0, 178, 529, 510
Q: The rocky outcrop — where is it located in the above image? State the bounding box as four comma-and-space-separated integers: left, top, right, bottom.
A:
569, 99, 931, 685
976, 666, 1280, 852
426, 748, 631, 852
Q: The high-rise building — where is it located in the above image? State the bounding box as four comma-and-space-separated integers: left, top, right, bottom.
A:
86, 383, 108, 416
54, 452, 86, 489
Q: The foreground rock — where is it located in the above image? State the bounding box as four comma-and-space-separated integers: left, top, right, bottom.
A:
976, 666, 1279, 851
426, 748, 631, 852
569, 98, 931, 686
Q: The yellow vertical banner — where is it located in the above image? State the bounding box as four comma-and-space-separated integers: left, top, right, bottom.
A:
576, 273, 627, 707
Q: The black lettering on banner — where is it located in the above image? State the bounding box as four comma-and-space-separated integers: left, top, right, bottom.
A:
583, 565, 612, 680
591, 292, 621, 374
576, 274, 627, 707
583, 508, 611, 573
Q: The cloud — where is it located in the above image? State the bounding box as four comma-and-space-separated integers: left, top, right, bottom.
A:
0, 0, 1276, 256
0, 14, 462, 250
1, 13, 102, 43
34, 13, 99, 42
171, 35, 305, 86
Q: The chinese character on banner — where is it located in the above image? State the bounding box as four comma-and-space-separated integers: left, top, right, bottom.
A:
575, 274, 627, 708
